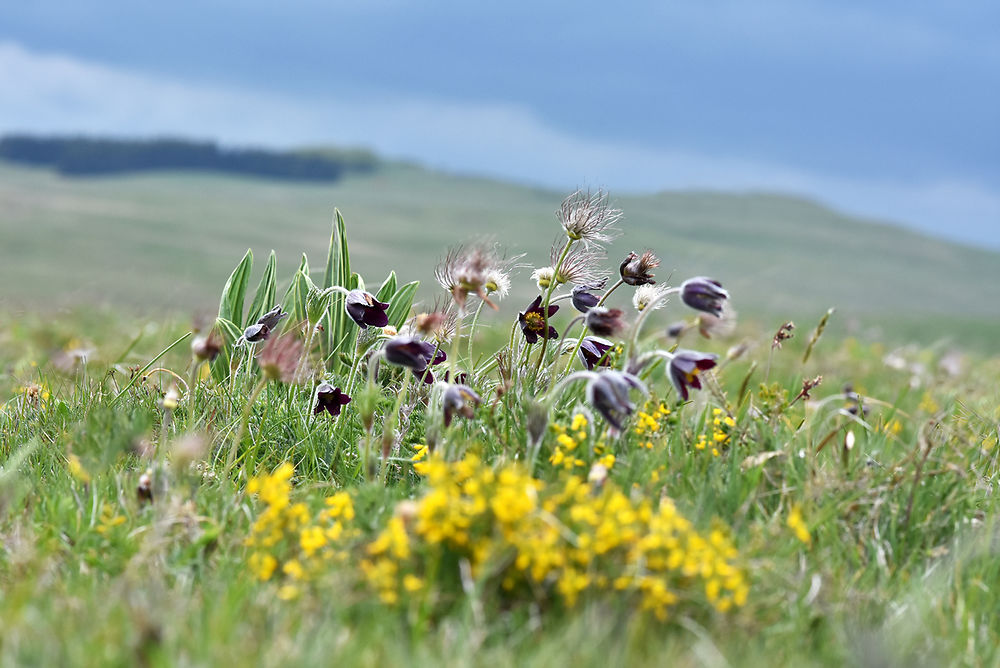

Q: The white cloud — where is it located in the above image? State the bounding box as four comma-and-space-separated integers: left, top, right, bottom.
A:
1, 40, 997, 248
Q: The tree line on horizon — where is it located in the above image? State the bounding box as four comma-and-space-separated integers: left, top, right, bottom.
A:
0, 134, 378, 181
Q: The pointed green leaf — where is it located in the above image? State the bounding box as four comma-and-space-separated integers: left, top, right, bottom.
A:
218, 249, 253, 328
209, 317, 244, 384
375, 271, 397, 303
386, 281, 419, 329
246, 250, 277, 325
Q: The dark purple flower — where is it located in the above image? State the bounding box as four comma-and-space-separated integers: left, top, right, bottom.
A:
383, 336, 447, 384
571, 284, 601, 313
345, 290, 390, 329
243, 305, 288, 343
619, 250, 659, 286
680, 277, 729, 318
585, 370, 647, 431
443, 384, 482, 427
584, 306, 626, 338
518, 295, 559, 344
578, 337, 613, 370
313, 382, 352, 417
668, 350, 719, 401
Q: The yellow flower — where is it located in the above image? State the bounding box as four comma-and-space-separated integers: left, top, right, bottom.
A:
787, 505, 811, 545
67, 454, 91, 484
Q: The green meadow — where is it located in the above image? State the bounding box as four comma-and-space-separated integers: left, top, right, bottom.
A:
1, 162, 999, 666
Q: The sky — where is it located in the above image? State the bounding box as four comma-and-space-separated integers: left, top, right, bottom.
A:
1, 1, 998, 247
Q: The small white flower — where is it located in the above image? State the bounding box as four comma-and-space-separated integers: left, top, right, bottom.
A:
632, 284, 669, 312
531, 266, 556, 290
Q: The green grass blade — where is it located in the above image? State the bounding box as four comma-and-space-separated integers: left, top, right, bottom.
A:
111, 331, 193, 405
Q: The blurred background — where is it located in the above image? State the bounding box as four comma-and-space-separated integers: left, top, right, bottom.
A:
1, 1, 997, 347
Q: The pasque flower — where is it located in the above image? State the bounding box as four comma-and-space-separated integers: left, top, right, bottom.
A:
578, 337, 613, 370
680, 277, 729, 317
384, 336, 447, 383
619, 251, 659, 286
243, 305, 288, 343
584, 306, 626, 338
558, 189, 622, 247
313, 383, 352, 417
345, 290, 390, 329
518, 295, 560, 344
668, 350, 718, 401
442, 384, 482, 426
571, 284, 601, 313
586, 370, 647, 430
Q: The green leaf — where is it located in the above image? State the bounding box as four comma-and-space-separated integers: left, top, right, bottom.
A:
323, 210, 353, 371
218, 249, 253, 328
246, 250, 277, 326
209, 317, 245, 384
386, 281, 419, 329
375, 271, 397, 303
282, 267, 312, 326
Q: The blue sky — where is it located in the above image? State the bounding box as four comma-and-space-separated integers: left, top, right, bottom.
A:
1, 1, 998, 247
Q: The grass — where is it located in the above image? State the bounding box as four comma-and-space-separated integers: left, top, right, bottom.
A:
2, 160, 999, 351
1, 198, 999, 666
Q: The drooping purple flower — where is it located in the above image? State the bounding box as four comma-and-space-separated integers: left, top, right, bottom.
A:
619, 250, 659, 286
571, 284, 601, 313
584, 306, 626, 338
345, 290, 390, 329
442, 384, 482, 427
518, 295, 559, 344
578, 337, 613, 370
313, 383, 352, 417
383, 336, 447, 383
585, 370, 647, 431
680, 277, 729, 318
243, 304, 288, 343
668, 350, 719, 401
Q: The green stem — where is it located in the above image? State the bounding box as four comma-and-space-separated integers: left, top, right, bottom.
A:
380, 372, 412, 485
466, 300, 487, 364
625, 286, 680, 365
225, 376, 268, 478
531, 239, 574, 387
560, 278, 626, 378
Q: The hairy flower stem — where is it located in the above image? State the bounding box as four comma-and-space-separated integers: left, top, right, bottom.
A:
187, 361, 201, 429
560, 278, 626, 378
531, 239, 574, 387
380, 372, 411, 485
225, 376, 268, 478
467, 300, 487, 363
626, 286, 680, 364
448, 306, 465, 387
293, 322, 318, 386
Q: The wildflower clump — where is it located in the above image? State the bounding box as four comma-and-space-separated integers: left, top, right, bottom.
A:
359, 453, 749, 620
244, 464, 359, 596
633, 400, 673, 450
695, 408, 737, 456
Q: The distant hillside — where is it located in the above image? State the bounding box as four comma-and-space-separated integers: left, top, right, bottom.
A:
0, 134, 378, 181
1, 159, 998, 349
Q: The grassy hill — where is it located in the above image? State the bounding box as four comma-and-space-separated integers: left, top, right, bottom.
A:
2, 160, 998, 348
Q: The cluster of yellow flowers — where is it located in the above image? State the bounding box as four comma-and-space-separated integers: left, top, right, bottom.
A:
633, 402, 672, 449
695, 408, 736, 456
365, 452, 748, 619
245, 463, 358, 600
547, 413, 616, 470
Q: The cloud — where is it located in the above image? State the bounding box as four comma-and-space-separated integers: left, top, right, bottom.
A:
1, 40, 997, 248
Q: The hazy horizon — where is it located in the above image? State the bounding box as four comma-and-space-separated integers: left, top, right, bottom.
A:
2, 1, 998, 248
